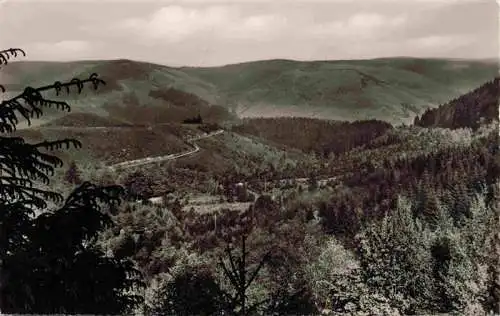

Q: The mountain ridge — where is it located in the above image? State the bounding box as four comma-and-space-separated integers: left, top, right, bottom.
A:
3, 57, 497, 125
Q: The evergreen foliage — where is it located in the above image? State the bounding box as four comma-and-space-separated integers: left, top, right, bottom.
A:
3, 46, 498, 315
0, 47, 144, 314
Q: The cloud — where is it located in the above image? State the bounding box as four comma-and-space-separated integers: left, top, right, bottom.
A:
407, 35, 473, 49
52, 40, 91, 51
349, 12, 405, 28
223, 14, 288, 40
116, 5, 287, 42
116, 6, 406, 44
309, 12, 407, 40
27, 40, 94, 60
2, 0, 495, 65
139, 5, 230, 41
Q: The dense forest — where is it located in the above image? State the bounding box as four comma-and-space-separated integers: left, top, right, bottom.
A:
96, 74, 499, 315
110, 75, 499, 315
1, 46, 499, 315
232, 117, 393, 157
414, 77, 499, 130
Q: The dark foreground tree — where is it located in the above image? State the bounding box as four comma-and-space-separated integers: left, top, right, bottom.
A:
151, 235, 271, 316
150, 268, 229, 316
0, 48, 143, 314
2, 183, 144, 314
218, 235, 271, 315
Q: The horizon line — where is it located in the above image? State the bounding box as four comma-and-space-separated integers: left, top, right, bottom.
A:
7, 55, 500, 69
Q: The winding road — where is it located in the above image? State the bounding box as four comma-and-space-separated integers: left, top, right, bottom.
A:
32, 124, 225, 170
35, 124, 340, 204
108, 129, 225, 170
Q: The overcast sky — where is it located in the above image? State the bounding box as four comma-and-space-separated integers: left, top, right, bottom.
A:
0, 0, 498, 67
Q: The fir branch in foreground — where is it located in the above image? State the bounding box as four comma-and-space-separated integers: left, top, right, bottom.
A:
0, 137, 82, 206
0, 48, 26, 67
0, 48, 27, 94
0, 73, 106, 133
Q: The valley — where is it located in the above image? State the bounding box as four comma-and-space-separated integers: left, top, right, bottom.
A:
2, 0, 500, 312
3, 56, 499, 315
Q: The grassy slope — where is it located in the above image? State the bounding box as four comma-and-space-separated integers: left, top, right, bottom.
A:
41, 112, 133, 127
151, 131, 306, 177
112, 131, 310, 195
181, 58, 498, 124
12, 124, 196, 165
3, 57, 497, 126
1, 59, 230, 127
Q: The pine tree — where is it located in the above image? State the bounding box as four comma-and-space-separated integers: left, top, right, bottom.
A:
0, 48, 144, 313
217, 235, 271, 315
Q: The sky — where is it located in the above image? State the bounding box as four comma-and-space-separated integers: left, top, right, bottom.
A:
0, 0, 498, 67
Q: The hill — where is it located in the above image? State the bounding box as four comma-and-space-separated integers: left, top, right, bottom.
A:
13, 123, 195, 165
7, 56, 500, 315
2, 57, 497, 126
1, 59, 235, 127
181, 58, 497, 124
232, 117, 393, 157
98, 77, 500, 315
414, 77, 499, 130
230, 77, 498, 158
42, 112, 132, 127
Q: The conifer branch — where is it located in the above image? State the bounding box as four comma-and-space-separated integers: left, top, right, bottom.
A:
0, 73, 105, 133
0, 48, 27, 94
0, 48, 26, 66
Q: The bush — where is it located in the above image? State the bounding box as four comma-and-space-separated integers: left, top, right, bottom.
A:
150, 268, 228, 315
355, 187, 500, 315
355, 195, 438, 314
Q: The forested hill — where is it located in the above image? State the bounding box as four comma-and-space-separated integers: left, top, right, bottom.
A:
231, 118, 392, 157
4, 58, 497, 126
414, 77, 499, 130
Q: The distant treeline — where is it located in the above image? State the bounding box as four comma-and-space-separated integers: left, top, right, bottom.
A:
183, 114, 203, 124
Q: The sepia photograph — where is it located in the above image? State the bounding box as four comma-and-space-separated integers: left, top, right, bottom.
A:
0, 0, 499, 315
